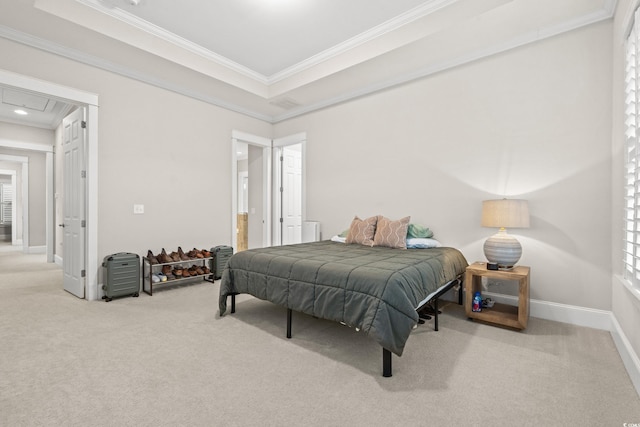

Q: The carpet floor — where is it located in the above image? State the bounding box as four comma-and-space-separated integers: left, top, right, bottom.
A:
1, 248, 639, 426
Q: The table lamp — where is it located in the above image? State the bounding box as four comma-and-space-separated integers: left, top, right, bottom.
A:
481, 199, 530, 270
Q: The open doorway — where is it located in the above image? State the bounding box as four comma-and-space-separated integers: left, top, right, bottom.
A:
231, 131, 271, 251
273, 133, 306, 247
0, 70, 100, 300
0, 171, 15, 247
231, 131, 307, 251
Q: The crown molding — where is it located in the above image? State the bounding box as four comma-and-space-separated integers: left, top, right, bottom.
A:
78, 0, 458, 85
0, 0, 617, 125
267, 0, 458, 84
76, 0, 269, 84
0, 25, 272, 122
272, 1, 616, 123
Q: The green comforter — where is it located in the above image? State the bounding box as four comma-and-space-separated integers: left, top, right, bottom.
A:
218, 241, 468, 356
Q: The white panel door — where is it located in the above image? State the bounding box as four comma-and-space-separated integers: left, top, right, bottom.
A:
62, 108, 85, 298
282, 145, 302, 245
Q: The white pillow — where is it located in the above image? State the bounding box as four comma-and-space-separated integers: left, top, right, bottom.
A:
331, 235, 346, 243
406, 238, 442, 249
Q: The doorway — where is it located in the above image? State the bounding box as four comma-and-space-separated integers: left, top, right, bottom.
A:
273, 133, 306, 247
0, 70, 99, 300
231, 131, 271, 251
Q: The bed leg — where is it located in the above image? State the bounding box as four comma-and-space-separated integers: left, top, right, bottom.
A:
383, 348, 392, 377
458, 278, 463, 305
286, 308, 292, 339
231, 294, 236, 314
434, 298, 439, 331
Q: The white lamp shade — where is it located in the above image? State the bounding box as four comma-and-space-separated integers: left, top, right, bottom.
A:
481, 199, 530, 229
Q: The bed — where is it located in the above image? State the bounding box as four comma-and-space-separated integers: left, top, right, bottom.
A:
218, 240, 468, 377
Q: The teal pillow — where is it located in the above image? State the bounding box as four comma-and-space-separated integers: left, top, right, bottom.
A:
339, 229, 349, 238
407, 223, 433, 239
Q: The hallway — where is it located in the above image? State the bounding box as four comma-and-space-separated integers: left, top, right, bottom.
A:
0, 242, 62, 295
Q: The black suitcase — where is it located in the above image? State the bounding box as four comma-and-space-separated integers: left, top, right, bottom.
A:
211, 245, 233, 280
102, 252, 140, 302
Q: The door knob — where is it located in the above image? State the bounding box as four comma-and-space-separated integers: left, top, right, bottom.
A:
58, 223, 65, 228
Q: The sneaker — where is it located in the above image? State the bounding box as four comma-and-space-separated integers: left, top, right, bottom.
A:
482, 298, 494, 308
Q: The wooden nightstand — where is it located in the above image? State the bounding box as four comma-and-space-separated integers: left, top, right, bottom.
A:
465, 262, 530, 329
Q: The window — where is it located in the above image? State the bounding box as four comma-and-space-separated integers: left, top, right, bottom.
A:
625, 9, 640, 287
0, 183, 11, 224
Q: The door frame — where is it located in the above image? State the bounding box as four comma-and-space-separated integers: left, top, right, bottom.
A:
0, 155, 29, 251
0, 70, 100, 300
231, 130, 272, 250
0, 168, 17, 245
273, 133, 306, 247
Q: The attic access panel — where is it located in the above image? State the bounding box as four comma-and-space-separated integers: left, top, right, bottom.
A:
2, 88, 51, 112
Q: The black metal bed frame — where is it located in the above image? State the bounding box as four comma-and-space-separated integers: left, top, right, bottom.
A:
228, 275, 464, 378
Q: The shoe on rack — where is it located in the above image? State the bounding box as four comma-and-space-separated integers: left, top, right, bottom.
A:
159, 248, 172, 264
192, 248, 204, 258
173, 267, 183, 277
201, 266, 211, 275
182, 267, 191, 277
178, 246, 190, 261
162, 265, 172, 276
169, 251, 181, 262
201, 249, 211, 258
147, 250, 159, 265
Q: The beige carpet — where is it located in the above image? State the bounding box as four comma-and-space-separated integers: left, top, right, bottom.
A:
1, 248, 639, 426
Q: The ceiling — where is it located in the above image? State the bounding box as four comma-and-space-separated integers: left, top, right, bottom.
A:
0, 0, 617, 128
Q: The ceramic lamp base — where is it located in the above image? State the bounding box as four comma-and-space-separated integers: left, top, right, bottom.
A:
483, 228, 522, 269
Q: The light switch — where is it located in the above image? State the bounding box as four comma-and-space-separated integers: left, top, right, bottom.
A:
133, 204, 144, 214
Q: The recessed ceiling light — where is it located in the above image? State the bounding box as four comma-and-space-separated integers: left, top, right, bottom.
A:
14, 109, 28, 115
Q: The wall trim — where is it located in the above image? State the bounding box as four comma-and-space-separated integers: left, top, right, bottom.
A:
26, 245, 45, 254
611, 314, 640, 397
0, 2, 616, 124
484, 291, 613, 330
0, 25, 272, 123
271, 4, 616, 123
482, 291, 639, 397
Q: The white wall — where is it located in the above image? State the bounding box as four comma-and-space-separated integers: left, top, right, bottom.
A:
0, 37, 271, 290
274, 21, 613, 311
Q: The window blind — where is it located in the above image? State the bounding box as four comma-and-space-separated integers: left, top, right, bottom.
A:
624, 10, 640, 287
0, 183, 11, 224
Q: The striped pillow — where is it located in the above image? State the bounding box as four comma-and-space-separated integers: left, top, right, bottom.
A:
373, 216, 410, 249
345, 215, 378, 247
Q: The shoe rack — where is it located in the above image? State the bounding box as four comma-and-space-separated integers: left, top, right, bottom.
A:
142, 248, 214, 296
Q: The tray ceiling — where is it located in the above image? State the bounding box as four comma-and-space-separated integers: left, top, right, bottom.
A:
0, 0, 618, 127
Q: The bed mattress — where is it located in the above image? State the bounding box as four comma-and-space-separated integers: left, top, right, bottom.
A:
218, 240, 468, 356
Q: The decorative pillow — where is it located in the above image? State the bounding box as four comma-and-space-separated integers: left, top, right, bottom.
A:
373, 216, 410, 249
345, 215, 378, 247
407, 223, 434, 239
406, 238, 442, 249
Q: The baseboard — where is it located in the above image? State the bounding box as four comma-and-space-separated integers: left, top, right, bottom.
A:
54, 254, 62, 267
26, 245, 46, 254
483, 292, 612, 330
611, 314, 640, 397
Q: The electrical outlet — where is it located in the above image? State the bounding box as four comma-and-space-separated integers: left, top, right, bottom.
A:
133, 204, 144, 214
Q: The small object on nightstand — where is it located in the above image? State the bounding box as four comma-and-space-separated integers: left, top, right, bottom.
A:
487, 262, 499, 270
472, 292, 482, 312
